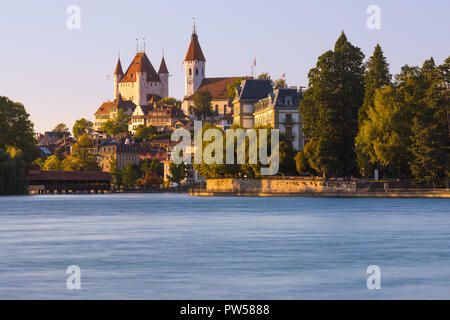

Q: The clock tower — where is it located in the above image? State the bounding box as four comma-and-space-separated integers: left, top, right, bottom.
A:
184, 25, 206, 98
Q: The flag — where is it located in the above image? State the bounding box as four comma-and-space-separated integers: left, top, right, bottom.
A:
281, 73, 286, 78
253, 57, 256, 66
181, 60, 184, 69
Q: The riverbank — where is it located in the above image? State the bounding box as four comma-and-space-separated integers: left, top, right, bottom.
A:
190, 178, 450, 198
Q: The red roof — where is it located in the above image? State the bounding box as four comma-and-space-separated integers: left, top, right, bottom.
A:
185, 77, 245, 100
114, 58, 123, 75
120, 52, 161, 83
158, 56, 169, 74
184, 32, 206, 62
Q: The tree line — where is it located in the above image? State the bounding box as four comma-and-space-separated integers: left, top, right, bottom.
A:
296, 32, 449, 187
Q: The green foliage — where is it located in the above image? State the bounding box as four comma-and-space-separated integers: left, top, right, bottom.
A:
140, 159, 163, 177
168, 161, 188, 184
190, 90, 213, 120
32, 157, 45, 170
0, 148, 27, 195
100, 110, 130, 135
43, 154, 62, 171
257, 72, 274, 86
73, 118, 94, 138
227, 78, 243, 99
295, 142, 316, 176
158, 97, 182, 107
409, 57, 449, 187
109, 156, 122, 187
273, 78, 288, 89
121, 162, 138, 188
358, 44, 391, 126
278, 139, 297, 175
62, 134, 100, 171
134, 125, 157, 140
53, 123, 70, 137
300, 32, 365, 177
0, 96, 38, 164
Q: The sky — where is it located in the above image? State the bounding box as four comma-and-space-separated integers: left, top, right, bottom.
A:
1, 0, 449, 133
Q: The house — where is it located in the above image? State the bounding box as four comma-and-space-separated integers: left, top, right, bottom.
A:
94, 96, 136, 131
232, 79, 273, 128
253, 88, 304, 150
98, 140, 140, 171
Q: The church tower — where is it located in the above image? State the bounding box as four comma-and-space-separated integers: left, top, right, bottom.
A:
158, 54, 169, 98
184, 24, 206, 97
114, 57, 124, 100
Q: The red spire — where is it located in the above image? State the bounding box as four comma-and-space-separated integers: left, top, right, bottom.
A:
184, 31, 206, 62
114, 58, 123, 75
158, 56, 169, 74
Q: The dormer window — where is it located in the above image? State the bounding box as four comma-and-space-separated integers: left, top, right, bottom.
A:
285, 96, 292, 105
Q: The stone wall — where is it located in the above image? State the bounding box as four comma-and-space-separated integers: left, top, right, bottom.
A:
206, 178, 356, 193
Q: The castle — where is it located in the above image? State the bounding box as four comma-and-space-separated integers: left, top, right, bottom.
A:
94, 49, 169, 131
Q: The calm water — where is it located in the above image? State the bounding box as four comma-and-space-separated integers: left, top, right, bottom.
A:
0, 194, 449, 299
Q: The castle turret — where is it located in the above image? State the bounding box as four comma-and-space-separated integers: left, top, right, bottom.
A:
184, 26, 206, 97
158, 55, 169, 98
114, 58, 124, 100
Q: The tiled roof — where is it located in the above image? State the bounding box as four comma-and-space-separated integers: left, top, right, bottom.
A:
114, 58, 123, 75
120, 52, 161, 83
158, 56, 169, 74
184, 32, 206, 62
184, 77, 244, 101
95, 98, 136, 115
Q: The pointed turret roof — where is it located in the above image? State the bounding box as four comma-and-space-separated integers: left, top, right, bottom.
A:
184, 32, 206, 62
158, 56, 169, 74
120, 52, 161, 83
114, 58, 124, 75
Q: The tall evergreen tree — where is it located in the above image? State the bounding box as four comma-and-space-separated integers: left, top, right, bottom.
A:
409, 57, 449, 187
358, 44, 391, 125
299, 32, 365, 177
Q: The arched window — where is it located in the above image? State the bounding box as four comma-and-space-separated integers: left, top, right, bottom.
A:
189, 68, 192, 76
202, 68, 204, 75
195, 68, 199, 76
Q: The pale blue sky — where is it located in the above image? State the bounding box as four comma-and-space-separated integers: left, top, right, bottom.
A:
1, 0, 449, 132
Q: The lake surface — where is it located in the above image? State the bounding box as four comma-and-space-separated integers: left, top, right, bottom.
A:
0, 194, 449, 299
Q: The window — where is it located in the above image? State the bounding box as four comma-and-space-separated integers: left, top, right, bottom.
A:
189, 68, 192, 76
286, 114, 292, 123
202, 68, 204, 75
195, 68, 198, 76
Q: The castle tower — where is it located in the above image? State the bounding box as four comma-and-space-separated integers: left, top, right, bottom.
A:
114, 57, 124, 100
158, 54, 169, 98
184, 25, 206, 97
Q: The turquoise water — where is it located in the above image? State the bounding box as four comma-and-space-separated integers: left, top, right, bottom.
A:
0, 194, 449, 299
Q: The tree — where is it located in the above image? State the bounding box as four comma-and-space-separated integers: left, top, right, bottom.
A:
62, 134, 100, 171
0, 148, 27, 195
134, 125, 157, 141
100, 110, 129, 135
139, 171, 163, 188
409, 57, 449, 187
53, 123, 70, 137
355, 86, 412, 178
295, 142, 317, 176
121, 162, 138, 189
140, 158, 163, 177
168, 161, 188, 184
73, 118, 94, 138
227, 77, 243, 99
299, 31, 365, 177
278, 138, 297, 175
32, 157, 45, 170
189, 90, 213, 120
109, 156, 122, 187
257, 72, 274, 86
0, 96, 38, 164
273, 78, 288, 89
158, 97, 182, 107
43, 154, 62, 171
